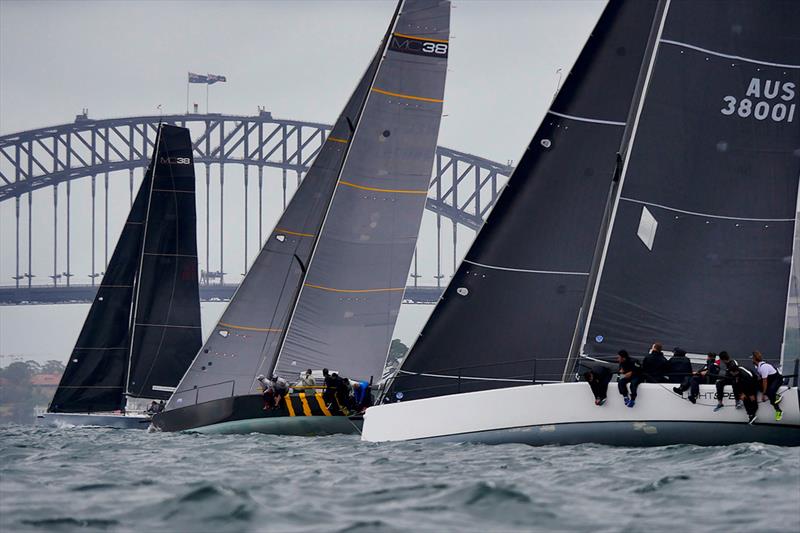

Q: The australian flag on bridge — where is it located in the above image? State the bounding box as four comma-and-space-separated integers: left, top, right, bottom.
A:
188, 72, 227, 84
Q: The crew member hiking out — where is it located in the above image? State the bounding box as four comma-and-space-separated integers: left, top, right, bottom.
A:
257, 374, 275, 411
713, 352, 744, 411
322, 368, 337, 409
752, 351, 784, 421
271, 375, 289, 408
642, 343, 668, 383
617, 350, 642, 408
726, 363, 760, 424
583, 365, 612, 406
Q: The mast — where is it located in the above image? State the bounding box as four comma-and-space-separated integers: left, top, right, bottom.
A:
125, 124, 202, 400
563, 0, 670, 381
125, 124, 163, 397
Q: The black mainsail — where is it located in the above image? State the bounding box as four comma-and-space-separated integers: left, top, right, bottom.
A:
582, 0, 800, 362
49, 124, 201, 413
390, 0, 659, 400
166, 0, 449, 416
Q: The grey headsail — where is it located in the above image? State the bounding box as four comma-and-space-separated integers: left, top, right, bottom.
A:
166, 7, 398, 410
49, 124, 201, 412
126, 124, 202, 399
389, 0, 659, 401
582, 0, 800, 362
274, 0, 450, 382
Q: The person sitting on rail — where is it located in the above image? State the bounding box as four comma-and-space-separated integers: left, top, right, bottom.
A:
713, 352, 744, 411
257, 374, 276, 411
617, 350, 643, 408
642, 343, 668, 383
583, 365, 612, 406
146, 401, 160, 415
666, 347, 693, 384
673, 352, 719, 403
295, 369, 316, 389
322, 368, 337, 408
752, 351, 784, 421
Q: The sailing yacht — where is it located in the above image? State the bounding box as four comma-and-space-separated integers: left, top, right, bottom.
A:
39, 124, 202, 429
152, 0, 450, 435
362, 0, 800, 446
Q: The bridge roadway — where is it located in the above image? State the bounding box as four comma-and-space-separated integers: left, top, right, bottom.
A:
0, 283, 443, 306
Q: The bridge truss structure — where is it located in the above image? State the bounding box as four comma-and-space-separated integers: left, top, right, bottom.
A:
0, 112, 513, 304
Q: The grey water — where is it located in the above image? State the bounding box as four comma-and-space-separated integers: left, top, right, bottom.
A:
1, 425, 798, 532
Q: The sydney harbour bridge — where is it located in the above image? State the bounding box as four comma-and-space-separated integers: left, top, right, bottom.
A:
0, 111, 513, 306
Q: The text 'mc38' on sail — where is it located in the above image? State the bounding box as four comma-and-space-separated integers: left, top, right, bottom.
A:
167, 0, 449, 411
50, 124, 201, 412
583, 0, 800, 363
390, 0, 659, 401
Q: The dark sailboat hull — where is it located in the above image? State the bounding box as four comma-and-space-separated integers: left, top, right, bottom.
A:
37, 412, 151, 430
152, 393, 362, 435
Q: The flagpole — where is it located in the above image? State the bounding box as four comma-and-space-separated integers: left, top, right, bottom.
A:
186, 78, 190, 114
206, 84, 209, 113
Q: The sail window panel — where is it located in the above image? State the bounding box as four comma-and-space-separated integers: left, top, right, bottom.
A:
661, 0, 800, 67
619, 46, 799, 221
637, 206, 658, 250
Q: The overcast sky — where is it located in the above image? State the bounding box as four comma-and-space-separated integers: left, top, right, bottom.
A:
0, 0, 606, 363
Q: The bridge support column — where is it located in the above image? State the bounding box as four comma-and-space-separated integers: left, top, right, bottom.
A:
53, 186, 58, 286
15, 196, 20, 289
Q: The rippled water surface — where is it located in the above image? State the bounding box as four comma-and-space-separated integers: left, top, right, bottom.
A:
1, 424, 798, 532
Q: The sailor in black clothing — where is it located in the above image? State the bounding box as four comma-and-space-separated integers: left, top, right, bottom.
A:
666, 347, 693, 384
728, 363, 760, 424
673, 352, 719, 403
713, 351, 744, 411
322, 368, 337, 408
616, 350, 642, 408
583, 365, 612, 406
642, 343, 668, 383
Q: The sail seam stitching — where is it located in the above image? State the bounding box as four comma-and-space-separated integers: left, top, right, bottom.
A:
274, 228, 315, 237
142, 252, 198, 257
218, 322, 283, 333
547, 111, 625, 126
660, 38, 800, 69
392, 32, 449, 44
303, 283, 405, 293
371, 87, 444, 103
339, 180, 428, 195
621, 197, 794, 222
327, 137, 349, 144
134, 323, 201, 328
463, 259, 589, 276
